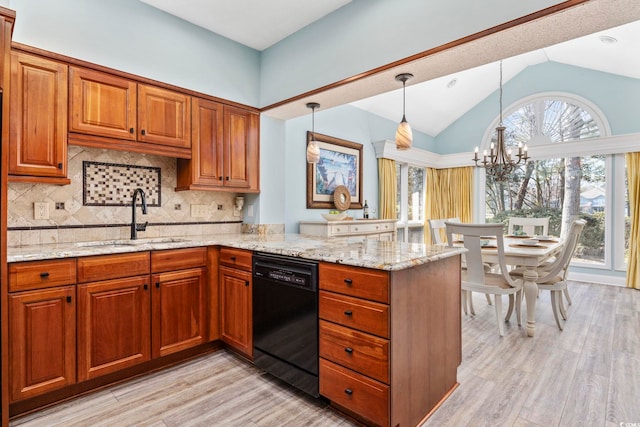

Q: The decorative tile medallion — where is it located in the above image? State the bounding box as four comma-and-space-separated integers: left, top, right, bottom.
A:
83, 161, 161, 206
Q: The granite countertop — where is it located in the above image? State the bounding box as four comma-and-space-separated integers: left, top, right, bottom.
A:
7, 233, 464, 271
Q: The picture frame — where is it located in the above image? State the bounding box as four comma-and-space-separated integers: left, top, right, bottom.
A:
306, 131, 363, 209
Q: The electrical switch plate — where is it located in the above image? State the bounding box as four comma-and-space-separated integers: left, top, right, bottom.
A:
247, 205, 254, 217
34, 202, 49, 220
190, 204, 209, 218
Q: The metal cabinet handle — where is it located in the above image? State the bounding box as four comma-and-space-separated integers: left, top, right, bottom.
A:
245, 281, 249, 287
226, 176, 230, 181
57, 163, 63, 170
344, 388, 353, 396
66, 296, 72, 303
129, 127, 134, 134
230, 256, 236, 261
344, 347, 353, 354
40, 272, 50, 278
141, 129, 146, 135
144, 284, 148, 290
344, 310, 353, 316
219, 176, 223, 180
155, 282, 160, 288
344, 278, 353, 285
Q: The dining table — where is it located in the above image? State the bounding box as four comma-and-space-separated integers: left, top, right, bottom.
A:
476, 235, 565, 337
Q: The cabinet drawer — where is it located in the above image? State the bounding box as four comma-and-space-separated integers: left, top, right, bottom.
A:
151, 247, 206, 273
319, 291, 389, 338
319, 320, 389, 384
348, 222, 388, 234
320, 358, 389, 427
319, 263, 389, 303
77, 252, 150, 283
9, 259, 77, 292
328, 223, 350, 235
219, 247, 252, 271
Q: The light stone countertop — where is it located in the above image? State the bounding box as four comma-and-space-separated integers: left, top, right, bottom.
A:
7, 233, 464, 271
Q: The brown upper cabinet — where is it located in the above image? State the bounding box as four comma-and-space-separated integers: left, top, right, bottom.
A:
176, 99, 259, 192
69, 66, 191, 158
69, 67, 137, 141
9, 51, 70, 184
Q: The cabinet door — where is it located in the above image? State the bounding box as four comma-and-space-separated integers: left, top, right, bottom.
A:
176, 98, 224, 190
9, 286, 75, 402
69, 67, 137, 140
9, 52, 68, 179
151, 268, 206, 358
138, 84, 191, 148
222, 105, 253, 188
77, 275, 151, 381
219, 266, 252, 357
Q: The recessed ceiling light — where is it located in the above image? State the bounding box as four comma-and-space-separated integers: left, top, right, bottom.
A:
598, 35, 618, 45
447, 78, 458, 88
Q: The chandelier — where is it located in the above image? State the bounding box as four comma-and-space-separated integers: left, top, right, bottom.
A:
473, 61, 528, 182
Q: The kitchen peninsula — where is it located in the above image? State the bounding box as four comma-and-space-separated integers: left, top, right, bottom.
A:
7, 234, 463, 427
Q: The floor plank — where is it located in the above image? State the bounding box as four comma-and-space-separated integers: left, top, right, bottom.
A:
10, 282, 640, 427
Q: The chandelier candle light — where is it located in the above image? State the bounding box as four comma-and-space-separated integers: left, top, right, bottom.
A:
473, 61, 529, 182
395, 73, 413, 150
306, 102, 321, 164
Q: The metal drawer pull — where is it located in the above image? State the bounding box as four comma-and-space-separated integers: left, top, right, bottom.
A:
344, 278, 353, 285
344, 347, 353, 354
344, 388, 353, 396
66, 296, 72, 303
40, 272, 50, 278
344, 310, 353, 316
156, 282, 160, 288
144, 284, 148, 290
230, 256, 236, 261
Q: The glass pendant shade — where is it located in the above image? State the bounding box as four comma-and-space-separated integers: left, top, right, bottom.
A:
395, 117, 412, 150
306, 102, 321, 164
307, 140, 320, 163
395, 73, 413, 150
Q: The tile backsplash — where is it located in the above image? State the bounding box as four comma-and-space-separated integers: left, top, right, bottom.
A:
8, 146, 242, 246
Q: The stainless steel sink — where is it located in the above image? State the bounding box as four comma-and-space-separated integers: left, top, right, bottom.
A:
74, 237, 188, 247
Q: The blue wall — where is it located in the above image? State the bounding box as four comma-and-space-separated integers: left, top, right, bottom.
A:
9, 0, 261, 106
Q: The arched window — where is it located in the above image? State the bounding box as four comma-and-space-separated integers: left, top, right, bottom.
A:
484, 94, 611, 266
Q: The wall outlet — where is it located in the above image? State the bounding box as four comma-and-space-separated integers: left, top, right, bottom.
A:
190, 204, 209, 218
34, 202, 49, 220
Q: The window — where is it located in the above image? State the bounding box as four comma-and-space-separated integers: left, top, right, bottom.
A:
396, 163, 425, 243
482, 95, 623, 268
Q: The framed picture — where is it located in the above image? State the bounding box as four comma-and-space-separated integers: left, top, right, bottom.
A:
306, 131, 363, 209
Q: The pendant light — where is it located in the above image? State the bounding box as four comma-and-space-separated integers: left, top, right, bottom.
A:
473, 61, 528, 182
395, 73, 413, 150
306, 102, 321, 163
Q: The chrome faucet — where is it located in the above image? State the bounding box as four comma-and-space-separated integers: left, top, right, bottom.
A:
131, 188, 148, 240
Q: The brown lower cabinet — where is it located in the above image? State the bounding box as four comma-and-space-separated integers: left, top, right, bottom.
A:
77, 275, 151, 381
151, 267, 207, 358
219, 248, 253, 358
9, 286, 76, 402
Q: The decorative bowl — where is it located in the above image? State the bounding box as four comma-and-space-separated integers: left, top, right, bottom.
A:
520, 239, 540, 246
321, 212, 347, 221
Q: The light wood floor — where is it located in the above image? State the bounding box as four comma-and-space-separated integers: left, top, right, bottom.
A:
11, 281, 640, 427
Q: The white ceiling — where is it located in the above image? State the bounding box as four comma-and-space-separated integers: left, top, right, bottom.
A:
140, 0, 640, 137
139, 0, 352, 51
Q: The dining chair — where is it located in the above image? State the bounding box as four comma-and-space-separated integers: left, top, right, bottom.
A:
446, 222, 522, 336
427, 217, 460, 245
509, 219, 586, 330
507, 217, 550, 236
430, 217, 494, 312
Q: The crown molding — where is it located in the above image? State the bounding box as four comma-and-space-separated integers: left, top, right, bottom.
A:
373, 132, 640, 169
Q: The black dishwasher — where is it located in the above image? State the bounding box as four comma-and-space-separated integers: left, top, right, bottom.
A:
252, 253, 319, 397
